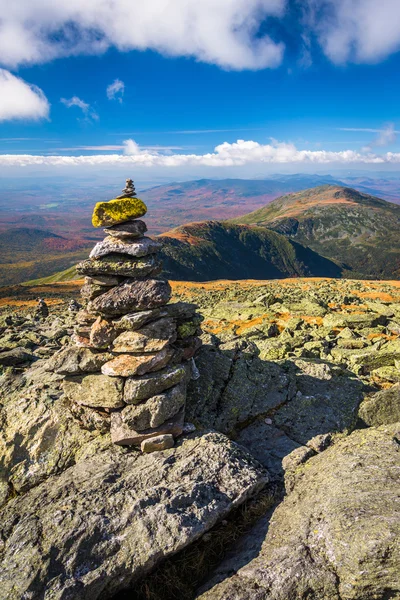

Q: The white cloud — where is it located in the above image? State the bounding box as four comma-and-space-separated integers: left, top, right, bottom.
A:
2, 138, 400, 169
305, 0, 400, 64
60, 96, 98, 121
1, 0, 400, 71
0, 0, 285, 71
107, 79, 125, 102
0, 69, 49, 121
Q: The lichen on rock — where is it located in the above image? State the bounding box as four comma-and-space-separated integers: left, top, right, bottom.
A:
92, 196, 147, 227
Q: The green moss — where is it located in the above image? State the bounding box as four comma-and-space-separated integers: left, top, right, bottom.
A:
92, 197, 147, 227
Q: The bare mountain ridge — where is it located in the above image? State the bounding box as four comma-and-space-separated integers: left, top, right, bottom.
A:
230, 184, 400, 279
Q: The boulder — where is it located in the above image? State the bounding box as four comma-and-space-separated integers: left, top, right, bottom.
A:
88, 279, 172, 317
120, 382, 186, 430
197, 425, 400, 600
0, 364, 96, 494
89, 235, 161, 259
63, 374, 125, 408
358, 383, 400, 426
0, 431, 267, 600
91, 196, 147, 227
101, 346, 175, 377
76, 253, 162, 278
112, 317, 177, 353
124, 365, 186, 403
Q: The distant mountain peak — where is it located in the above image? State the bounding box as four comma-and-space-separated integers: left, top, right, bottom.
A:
229, 184, 400, 279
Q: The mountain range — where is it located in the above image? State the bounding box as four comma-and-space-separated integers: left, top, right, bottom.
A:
2, 182, 400, 286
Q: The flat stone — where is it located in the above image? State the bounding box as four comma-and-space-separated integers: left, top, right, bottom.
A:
45, 346, 112, 375
88, 279, 172, 317
92, 196, 147, 227
101, 346, 175, 377
120, 382, 186, 430
112, 317, 177, 353
85, 274, 122, 286
113, 301, 197, 332
76, 253, 162, 278
63, 373, 125, 408
90, 235, 161, 259
141, 434, 174, 453
105, 219, 147, 239
0, 431, 267, 599
89, 317, 118, 349
114, 308, 168, 331
111, 406, 185, 446
124, 364, 186, 403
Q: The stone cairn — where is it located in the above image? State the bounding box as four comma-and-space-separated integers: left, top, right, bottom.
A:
60, 179, 202, 453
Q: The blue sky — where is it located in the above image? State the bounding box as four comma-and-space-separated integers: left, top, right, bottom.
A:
1, 0, 400, 179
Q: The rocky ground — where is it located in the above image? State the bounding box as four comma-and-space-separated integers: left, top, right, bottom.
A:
0, 277, 399, 599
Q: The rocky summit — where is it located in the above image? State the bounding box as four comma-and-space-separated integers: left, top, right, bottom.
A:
1, 259, 400, 598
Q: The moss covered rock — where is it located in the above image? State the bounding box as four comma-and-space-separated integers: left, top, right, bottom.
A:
92, 197, 147, 227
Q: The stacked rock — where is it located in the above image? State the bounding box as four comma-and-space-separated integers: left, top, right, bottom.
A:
61, 179, 202, 453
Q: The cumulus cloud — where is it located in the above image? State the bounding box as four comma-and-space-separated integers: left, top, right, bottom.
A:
107, 79, 125, 102
0, 0, 400, 71
305, 0, 400, 64
2, 138, 400, 168
0, 69, 49, 122
60, 96, 98, 121
0, 0, 285, 71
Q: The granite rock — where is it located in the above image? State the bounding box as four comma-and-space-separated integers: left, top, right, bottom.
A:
0, 431, 267, 600
101, 346, 175, 377
88, 279, 172, 317
124, 364, 186, 404
141, 434, 174, 453
120, 382, 186, 430
104, 219, 147, 239
112, 317, 177, 353
89, 235, 161, 259
77, 253, 162, 278
45, 346, 112, 375
63, 373, 125, 408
